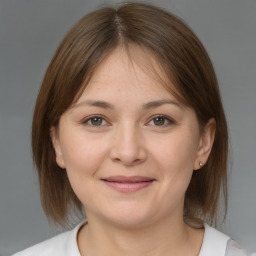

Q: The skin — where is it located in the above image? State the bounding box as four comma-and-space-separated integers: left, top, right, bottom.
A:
51, 46, 215, 256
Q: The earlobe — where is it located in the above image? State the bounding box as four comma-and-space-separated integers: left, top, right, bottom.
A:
194, 118, 216, 170
50, 126, 65, 169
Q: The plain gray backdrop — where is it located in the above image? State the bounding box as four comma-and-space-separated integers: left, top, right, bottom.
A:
0, 0, 255, 255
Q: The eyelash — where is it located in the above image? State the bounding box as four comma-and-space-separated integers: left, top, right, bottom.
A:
81, 115, 175, 127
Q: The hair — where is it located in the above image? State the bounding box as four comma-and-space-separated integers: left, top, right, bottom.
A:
32, 2, 228, 227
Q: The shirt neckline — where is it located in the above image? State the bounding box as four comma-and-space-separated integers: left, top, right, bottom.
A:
70, 221, 230, 256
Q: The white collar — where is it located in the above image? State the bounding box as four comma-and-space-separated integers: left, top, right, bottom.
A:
199, 223, 230, 256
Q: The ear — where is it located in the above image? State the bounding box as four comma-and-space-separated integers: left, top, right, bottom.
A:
194, 118, 216, 170
50, 126, 65, 169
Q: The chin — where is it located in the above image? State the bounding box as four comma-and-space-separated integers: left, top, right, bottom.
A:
98, 205, 159, 229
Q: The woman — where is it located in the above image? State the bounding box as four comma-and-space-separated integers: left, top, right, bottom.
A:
14, 2, 246, 256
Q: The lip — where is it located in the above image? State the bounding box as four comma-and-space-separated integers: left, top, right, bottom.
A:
101, 176, 156, 193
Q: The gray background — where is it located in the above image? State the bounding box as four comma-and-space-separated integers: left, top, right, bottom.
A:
0, 0, 255, 255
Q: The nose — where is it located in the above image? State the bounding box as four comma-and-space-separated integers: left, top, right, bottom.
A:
109, 124, 147, 166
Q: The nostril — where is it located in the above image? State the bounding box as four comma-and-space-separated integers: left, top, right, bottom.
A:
109, 135, 147, 165
111, 155, 145, 166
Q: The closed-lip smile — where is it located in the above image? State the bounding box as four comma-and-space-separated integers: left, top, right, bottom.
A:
101, 176, 156, 193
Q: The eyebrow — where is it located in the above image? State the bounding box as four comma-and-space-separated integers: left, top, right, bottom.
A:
74, 99, 183, 110
142, 99, 183, 110
75, 100, 114, 109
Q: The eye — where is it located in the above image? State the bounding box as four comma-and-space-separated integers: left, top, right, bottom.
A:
82, 116, 107, 126
148, 115, 174, 127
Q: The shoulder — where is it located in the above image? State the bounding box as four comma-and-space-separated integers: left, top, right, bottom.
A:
13, 231, 72, 256
199, 224, 247, 256
12, 222, 84, 256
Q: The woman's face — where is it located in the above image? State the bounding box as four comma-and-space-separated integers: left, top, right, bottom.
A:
51, 47, 214, 227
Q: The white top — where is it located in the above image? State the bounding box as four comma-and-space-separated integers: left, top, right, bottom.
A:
13, 222, 246, 256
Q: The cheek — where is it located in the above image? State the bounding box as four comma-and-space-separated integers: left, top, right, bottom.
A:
151, 132, 199, 171
59, 132, 109, 205
149, 131, 199, 194
60, 131, 108, 179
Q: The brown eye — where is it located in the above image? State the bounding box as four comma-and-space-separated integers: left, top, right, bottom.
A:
82, 115, 109, 128
90, 117, 103, 126
153, 117, 166, 126
148, 115, 174, 127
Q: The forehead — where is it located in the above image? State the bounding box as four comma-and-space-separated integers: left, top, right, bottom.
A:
76, 45, 184, 104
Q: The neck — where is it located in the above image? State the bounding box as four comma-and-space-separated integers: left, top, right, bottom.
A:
77, 214, 204, 256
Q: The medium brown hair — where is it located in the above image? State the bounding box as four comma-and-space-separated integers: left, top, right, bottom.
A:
32, 2, 228, 227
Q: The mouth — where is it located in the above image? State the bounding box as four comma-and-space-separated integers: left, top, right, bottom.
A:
101, 176, 156, 193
